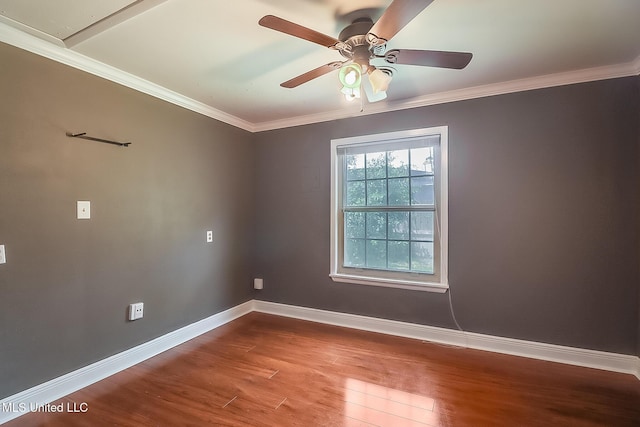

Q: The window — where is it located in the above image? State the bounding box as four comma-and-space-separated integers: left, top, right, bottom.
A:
330, 127, 448, 293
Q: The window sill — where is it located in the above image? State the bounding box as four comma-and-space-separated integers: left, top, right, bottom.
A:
330, 273, 449, 293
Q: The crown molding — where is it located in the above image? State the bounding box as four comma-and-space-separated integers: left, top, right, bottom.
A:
0, 21, 255, 132
1, 19, 638, 134
252, 58, 640, 132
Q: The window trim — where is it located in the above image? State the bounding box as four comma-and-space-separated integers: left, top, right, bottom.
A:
330, 126, 449, 293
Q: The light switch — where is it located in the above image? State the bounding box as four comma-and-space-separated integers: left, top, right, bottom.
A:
0, 245, 5, 264
77, 201, 90, 219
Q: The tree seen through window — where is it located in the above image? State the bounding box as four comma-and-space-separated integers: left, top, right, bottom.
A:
343, 147, 435, 273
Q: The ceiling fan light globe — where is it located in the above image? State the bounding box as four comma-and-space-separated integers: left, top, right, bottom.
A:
345, 70, 357, 85
369, 90, 387, 102
369, 68, 392, 94
339, 64, 362, 89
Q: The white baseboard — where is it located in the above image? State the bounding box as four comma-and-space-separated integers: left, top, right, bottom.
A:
252, 300, 640, 381
0, 301, 253, 425
2, 299, 638, 425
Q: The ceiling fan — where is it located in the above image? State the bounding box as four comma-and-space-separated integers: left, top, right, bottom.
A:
258, 0, 472, 102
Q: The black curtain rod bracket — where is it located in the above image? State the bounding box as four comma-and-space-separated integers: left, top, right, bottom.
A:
66, 132, 131, 147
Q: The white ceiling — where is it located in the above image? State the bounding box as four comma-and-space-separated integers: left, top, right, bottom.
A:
1, 0, 639, 131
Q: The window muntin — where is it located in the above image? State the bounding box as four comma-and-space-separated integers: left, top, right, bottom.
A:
330, 127, 448, 293
342, 146, 436, 274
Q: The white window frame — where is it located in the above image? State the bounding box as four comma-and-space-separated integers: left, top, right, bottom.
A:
330, 126, 449, 293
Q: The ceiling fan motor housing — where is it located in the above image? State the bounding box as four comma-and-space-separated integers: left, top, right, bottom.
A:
337, 17, 383, 67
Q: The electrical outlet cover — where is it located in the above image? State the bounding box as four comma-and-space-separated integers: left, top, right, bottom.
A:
128, 302, 144, 320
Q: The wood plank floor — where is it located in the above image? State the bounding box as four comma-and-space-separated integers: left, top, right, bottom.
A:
5, 312, 640, 426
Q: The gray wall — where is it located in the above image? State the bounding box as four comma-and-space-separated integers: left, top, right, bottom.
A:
0, 42, 255, 399
253, 77, 640, 355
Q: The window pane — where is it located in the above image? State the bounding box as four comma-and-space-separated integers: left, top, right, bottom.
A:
346, 154, 365, 180
388, 212, 409, 240
388, 241, 409, 270
366, 212, 386, 239
388, 150, 409, 177
410, 146, 435, 176
388, 178, 409, 205
366, 152, 386, 179
346, 181, 365, 206
366, 180, 387, 206
411, 212, 434, 242
410, 175, 434, 205
411, 242, 434, 273
345, 212, 365, 238
345, 239, 365, 267
366, 240, 386, 269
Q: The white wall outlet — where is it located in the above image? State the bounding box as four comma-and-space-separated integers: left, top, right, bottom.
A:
254, 278, 263, 290
128, 302, 144, 320
0, 245, 6, 264
77, 201, 91, 219
206, 230, 213, 243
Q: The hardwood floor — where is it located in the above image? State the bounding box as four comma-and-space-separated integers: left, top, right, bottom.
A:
5, 312, 640, 426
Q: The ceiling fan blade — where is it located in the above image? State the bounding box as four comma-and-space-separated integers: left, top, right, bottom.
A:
367, 0, 434, 45
259, 15, 341, 49
281, 61, 346, 88
384, 49, 473, 69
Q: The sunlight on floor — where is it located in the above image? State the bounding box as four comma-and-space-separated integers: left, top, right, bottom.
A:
344, 378, 439, 426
